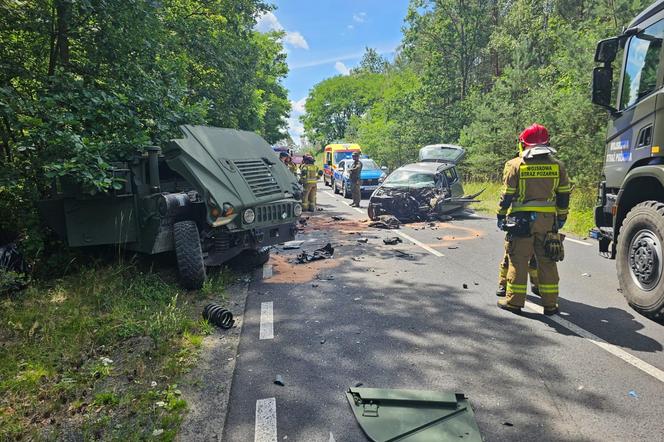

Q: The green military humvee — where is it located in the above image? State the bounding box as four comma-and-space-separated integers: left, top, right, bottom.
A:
39, 125, 303, 289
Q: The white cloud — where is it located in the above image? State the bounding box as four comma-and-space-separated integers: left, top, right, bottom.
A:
289, 43, 399, 70
283, 31, 309, 49
288, 98, 307, 145
256, 11, 309, 50
347, 24, 354, 30
334, 61, 351, 76
353, 12, 367, 23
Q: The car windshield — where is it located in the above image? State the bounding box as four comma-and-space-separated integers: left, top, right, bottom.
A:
335, 151, 357, 163
361, 159, 379, 170
383, 170, 435, 188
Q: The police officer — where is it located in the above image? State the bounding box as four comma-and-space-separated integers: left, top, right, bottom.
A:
496, 124, 570, 315
348, 152, 363, 207
300, 154, 320, 212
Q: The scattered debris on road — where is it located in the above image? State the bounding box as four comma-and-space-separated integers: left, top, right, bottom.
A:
274, 375, 285, 386
357, 238, 369, 243
283, 240, 304, 250
502, 422, 514, 427
368, 215, 401, 229
447, 246, 459, 249
202, 303, 235, 329
331, 215, 346, 221
582, 273, 591, 277
393, 250, 414, 260
383, 236, 403, 245
295, 243, 334, 264
346, 388, 482, 441
463, 284, 468, 289
628, 390, 639, 398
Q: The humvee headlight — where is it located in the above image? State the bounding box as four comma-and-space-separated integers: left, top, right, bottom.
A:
293, 203, 303, 217
243, 208, 255, 224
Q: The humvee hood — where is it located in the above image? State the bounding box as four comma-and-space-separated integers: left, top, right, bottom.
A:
164, 125, 296, 210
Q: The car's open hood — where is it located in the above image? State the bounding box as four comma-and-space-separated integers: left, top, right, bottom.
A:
163, 125, 297, 210
418, 144, 466, 164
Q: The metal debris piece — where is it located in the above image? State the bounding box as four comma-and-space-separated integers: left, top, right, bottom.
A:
357, 238, 369, 243
295, 243, 334, 264
628, 390, 638, 398
447, 246, 459, 250
283, 241, 304, 250
355, 382, 364, 387
331, 215, 346, 221
274, 375, 285, 386
393, 250, 414, 259
317, 207, 324, 211
368, 215, 401, 229
202, 303, 235, 329
463, 284, 468, 289
346, 388, 482, 442
383, 237, 403, 245
502, 422, 514, 427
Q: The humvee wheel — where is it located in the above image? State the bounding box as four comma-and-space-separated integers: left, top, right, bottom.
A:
617, 201, 664, 320
174, 220, 206, 290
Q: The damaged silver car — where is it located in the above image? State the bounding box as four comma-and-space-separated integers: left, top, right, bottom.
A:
367, 144, 482, 222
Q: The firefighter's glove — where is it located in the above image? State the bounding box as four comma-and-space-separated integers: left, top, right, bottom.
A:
497, 215, 506, 230
557, 219, 566, 230
544, 232, 565, 262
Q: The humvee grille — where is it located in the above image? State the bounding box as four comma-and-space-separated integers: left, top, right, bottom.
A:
256, 203, 292, 223
234, 159, 282, 198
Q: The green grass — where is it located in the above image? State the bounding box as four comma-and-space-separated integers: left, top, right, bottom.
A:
464, 181, 596, 238
0, 260, 227, 441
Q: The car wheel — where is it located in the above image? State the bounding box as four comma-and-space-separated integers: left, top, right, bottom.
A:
173, 220, 206, 290
343, 182, 350, 199
617, 201, 664, 320
334, 180, 340, 194
368, 203, 379, 221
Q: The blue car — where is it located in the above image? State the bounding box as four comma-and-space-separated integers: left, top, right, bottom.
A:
333, 158, 387, 199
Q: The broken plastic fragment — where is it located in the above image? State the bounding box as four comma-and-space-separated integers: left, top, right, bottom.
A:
628, 390, 638, 398
383, 237, 403, 245
274, 375, 285, 386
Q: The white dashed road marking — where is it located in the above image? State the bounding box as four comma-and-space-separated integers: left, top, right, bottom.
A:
259, 302, 274, 340
329, 432, 336, 442
525, 301, 664, 384
396, 231, 445, 257
565, 237, 593, 246
262, 264, 273, 279
255, 398, 277, 442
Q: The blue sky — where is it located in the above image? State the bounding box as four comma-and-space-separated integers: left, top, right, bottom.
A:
256, 0, 410, 144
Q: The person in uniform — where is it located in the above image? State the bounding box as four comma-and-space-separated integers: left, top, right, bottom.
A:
348, 151, 363, 207
496, 123, 570, 315
300, 154, 320, 212
497, 254, 539, 297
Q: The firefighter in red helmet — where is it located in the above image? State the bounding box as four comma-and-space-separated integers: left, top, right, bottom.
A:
496, 124, 571, 315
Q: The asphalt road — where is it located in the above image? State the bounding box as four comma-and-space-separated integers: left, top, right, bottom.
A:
222, 184, 664, 442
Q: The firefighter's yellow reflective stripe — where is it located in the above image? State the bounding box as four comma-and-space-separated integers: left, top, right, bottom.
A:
557, 185, 571, 193
539, 284, 559, 289
497, 207, 509, 215
518, 177, 526, 203
507, 283, 527, 294
551, 176, 559, 201
503, 185, 517, 195
511, 200, 557, 213
539, 288, 560, 294
557, 208, 569, 215
519, 164, 560, 179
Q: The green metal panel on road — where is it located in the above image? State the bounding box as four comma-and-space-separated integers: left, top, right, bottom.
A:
346, 388, 482, 442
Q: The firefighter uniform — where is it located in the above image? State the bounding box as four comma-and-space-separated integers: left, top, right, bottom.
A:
288, 162, 298, 176
498, 253, 539, 296
300, 163, 319, 211
497, 136, 570, 314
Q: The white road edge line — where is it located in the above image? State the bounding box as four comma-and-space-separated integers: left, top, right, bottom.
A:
259, 302, 274, 340
262, 264, 273, 279
395, 231, 445, 257
329, 432, 336, 442
353, 207, 364, 214
255, 398, 277, 442
566, 237, 593, 246
342, 200, 351, 206
324, 191, 336, 199
524, 301, 664, 384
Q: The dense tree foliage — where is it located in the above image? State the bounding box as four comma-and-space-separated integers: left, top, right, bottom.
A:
302, 0, 651, 183
0, 0, 289, 251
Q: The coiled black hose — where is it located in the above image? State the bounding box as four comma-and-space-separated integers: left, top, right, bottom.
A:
202, 303, 235, 329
